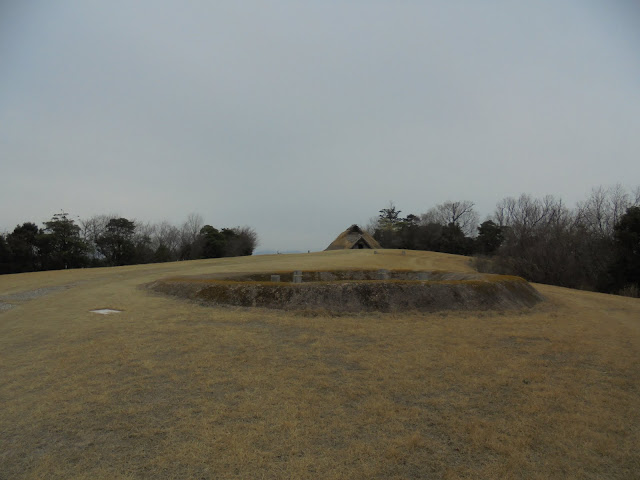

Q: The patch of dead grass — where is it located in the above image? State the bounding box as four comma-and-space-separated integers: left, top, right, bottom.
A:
0, 250, 639, 479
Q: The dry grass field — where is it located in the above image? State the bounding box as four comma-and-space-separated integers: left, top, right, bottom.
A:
1, 250, 639, 479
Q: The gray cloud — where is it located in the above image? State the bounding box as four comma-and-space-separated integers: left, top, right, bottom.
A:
2, 1, 639, 251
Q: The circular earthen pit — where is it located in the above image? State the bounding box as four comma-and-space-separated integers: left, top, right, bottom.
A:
148, 269, 543, 313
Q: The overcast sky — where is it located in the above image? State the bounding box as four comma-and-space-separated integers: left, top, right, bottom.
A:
2, 1, 639, 252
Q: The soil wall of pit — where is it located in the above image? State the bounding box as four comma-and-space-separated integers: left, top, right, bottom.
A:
148, 270, 543, 313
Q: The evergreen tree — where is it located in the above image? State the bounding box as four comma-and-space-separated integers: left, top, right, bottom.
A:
7, 223, 41, 272
374, 202, 402, 247
41, 212, 88, 269
97, 218, 136, 266
0, 235, 13, 274
476, 220, 504, 255
607, 206, 640, 292
439, 223, 473, 255
199, 225, 227, 258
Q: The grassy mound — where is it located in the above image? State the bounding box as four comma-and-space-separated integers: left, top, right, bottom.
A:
149, 269, 542, 312
1, 250, 639, 478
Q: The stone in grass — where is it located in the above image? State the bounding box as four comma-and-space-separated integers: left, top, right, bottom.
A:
90, 309, 122, 315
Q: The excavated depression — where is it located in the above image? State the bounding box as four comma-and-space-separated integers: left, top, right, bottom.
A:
148, 269, 543, 313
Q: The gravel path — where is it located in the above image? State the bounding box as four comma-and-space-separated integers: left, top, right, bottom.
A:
0, 285, 73, 313
0, 302, 14, 312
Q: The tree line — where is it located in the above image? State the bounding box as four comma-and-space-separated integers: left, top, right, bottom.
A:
369, 185, 640, 296
0, 213, 258, 274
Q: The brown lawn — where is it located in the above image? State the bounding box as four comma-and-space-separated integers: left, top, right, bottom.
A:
1, 250, 638, 479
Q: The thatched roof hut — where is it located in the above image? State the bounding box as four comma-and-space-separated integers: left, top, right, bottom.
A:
325, 225, 382, 251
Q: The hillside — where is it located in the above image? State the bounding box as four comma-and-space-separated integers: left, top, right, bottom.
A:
1, 250, 639, 479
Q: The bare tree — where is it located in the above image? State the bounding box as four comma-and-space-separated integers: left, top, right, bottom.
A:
576, 186, 610, 238
364, 216, 380, 235
180, 213, 203, 245
178, 213, 204, 259
490, 193, 611, 289
493, 197, 516, 227
493, 194, 567, 233
421, 200, 479, 236
610, 184, 631, 230
151, 221, 181, 259
576, 185, 636, 238
130, 220, 155, 264
633, 186, 640, 206
135, 221, 155, 239
79, 214, 116, 260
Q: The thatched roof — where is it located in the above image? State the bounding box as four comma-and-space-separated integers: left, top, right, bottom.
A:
325, 225, 382, 251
